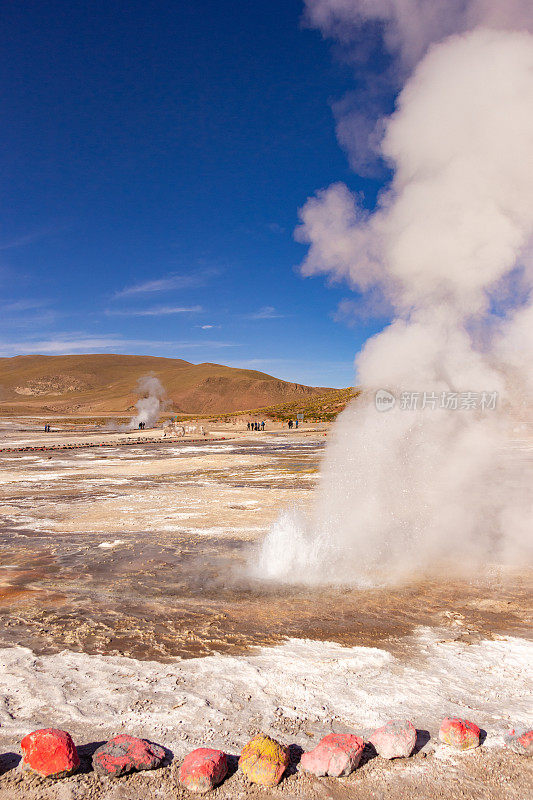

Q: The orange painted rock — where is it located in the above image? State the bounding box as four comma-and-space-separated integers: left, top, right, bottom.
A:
439, 718, 480, 750
92, 734, 165, 778
179, 748, 228, 793
505, 729, 533, 757
369, 719, 417, 759
300, 733, 365, 777
239, 734, 289, 787
20, 728, 80, 779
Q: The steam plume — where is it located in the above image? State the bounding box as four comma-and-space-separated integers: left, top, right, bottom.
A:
306, 1, 533, 174
305, 1, 533, 67
256, 5, 533, 584
129, 375, 166, 429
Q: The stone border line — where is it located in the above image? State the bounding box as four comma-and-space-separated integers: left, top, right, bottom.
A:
0, 437, 228, 454
15, 721, 533, 789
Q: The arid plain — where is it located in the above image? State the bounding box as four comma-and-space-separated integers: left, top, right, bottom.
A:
0, 418, 531, 799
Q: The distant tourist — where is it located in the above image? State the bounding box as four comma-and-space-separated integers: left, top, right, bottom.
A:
295, 419, 299, 429
247, 422, 250, 431
261, 421, 265, 431
288, 419, 293, 429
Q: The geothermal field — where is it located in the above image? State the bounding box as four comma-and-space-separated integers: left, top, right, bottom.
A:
0, 417, 531, 798
3, 0, 533, 797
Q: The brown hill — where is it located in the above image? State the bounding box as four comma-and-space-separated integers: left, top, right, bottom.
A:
0, 354, 339, 415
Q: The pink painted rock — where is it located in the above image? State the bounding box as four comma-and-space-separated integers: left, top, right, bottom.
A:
92, 734, 165, 778
300, 733, 365, 777
369, 719, 417, 759
505, 729, 533, 757
439, 718, 480, 750
239, 734, 289, 787
20, 728, 80, 779
179, 748, 228, 793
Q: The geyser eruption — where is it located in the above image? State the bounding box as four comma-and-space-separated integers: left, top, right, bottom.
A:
129, 375, 166, 429
257, 4, 533, 585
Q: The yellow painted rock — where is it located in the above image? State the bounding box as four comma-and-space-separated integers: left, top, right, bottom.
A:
239, 734, 289, 787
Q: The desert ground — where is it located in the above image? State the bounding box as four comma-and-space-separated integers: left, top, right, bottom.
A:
0, 417, 531, 799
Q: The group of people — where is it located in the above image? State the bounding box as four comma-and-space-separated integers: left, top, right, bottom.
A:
43, 424, 51, 432
246, 419, 300, 432
247, 421, 265, 431
138, 422, 146, 430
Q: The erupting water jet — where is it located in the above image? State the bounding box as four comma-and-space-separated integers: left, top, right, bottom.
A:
256, 5, 533, 586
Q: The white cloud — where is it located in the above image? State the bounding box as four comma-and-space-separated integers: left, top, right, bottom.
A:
245, 306, 285, 320
105, 305, 203, 317
0, 336, 132, 356
0, 334, 240, 357
0, 299, 50, 312
114, 269, 216, 298
0, 227, 55, 251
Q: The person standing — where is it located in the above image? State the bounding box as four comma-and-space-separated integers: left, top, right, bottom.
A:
261, 420, 265, 431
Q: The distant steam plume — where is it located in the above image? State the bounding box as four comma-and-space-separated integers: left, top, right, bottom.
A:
256, 3, 533, 584
129, 375, 166, 429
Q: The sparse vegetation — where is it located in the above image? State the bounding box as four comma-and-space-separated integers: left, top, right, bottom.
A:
165, 388, 359, 423
238, 388, 359, 422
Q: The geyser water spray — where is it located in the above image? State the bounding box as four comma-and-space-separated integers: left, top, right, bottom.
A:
129, 375, 166, 429
256, 4, 533, 585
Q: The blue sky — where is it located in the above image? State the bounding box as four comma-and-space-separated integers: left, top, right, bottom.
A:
1, 0, 392, 387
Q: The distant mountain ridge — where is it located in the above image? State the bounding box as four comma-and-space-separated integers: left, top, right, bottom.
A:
0, 354, 338, 415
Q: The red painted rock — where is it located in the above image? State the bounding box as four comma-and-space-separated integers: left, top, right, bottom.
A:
369, 719, 417, 759
179, 748, 228, 793
20, 729, 80, 779
300, 733, 365, 777
239, 734, 289, 787
92, 734, 165, 778
439, 718, 480, 750
505, 729, 533, 757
